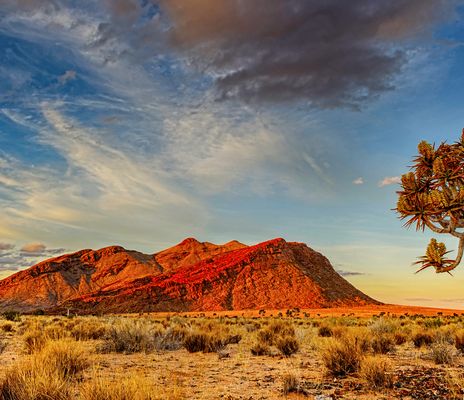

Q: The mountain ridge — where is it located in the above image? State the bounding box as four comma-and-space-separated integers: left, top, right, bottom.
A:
0, 238, 380, 313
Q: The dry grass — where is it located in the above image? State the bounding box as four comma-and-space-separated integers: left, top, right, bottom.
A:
360, 356, 393, 389
322, 335, 363, 377
0, 312, 464, 399
79, 373, 183, 400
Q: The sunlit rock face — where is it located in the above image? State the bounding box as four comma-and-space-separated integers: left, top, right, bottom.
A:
0, 238, 379, 313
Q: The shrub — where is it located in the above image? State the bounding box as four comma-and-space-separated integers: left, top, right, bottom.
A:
322, 337, 363, 377
318, 325, 333, 337
282, 374, 301, 395
360, 356, 393, 389
97, 320, 160, 354
0, 339, 6, 354
394, 332, 407, 345
430, 343, 456, 365
183, 332, 241, 353
455, 330, 464, 352
1, 323, 14, 333
412, 331, 434, 348
0, 362, 69, 400
184, 332, 209, 353
275, 336, 299, 357
2, 311, 20, 322
23, 328, 48, 354
156, 326, 187, 351
250, 341, 270, 356
370, 334, 395, 354
38, 339, 89, 378
257, 329, 274, 345
268, 321, 295, 337
369, 318, 397, 335
79, 373, 183, 400
71, 319, 108, 340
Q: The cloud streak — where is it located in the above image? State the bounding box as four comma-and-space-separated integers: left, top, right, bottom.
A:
379, 176, 401, 187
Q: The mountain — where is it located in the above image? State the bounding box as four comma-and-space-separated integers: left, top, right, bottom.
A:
0, 238, 379, 313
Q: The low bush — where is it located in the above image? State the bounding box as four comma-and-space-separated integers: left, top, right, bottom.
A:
393, 332, 407, 346
322, 337, 363, 377
184, 331, 241, 353
370, 334, 395, 354
430, 343, 456, 365
318, 325, 333, 337
412, 331, 433, 348
97, 320, 161, 354
23, 328, 48, 354
360, 356, 393, 389
79, 373, 183, 400
455, 330, 464, 352
250, 341, 270, 356
275, 335, 299, 357
282, 374, 301, 395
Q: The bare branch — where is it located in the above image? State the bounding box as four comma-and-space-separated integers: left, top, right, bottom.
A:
435, 237, 464, 273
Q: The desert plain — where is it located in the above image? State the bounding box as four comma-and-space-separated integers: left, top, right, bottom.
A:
1, 305, 464, 400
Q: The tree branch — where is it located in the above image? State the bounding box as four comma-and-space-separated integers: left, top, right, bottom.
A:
436, 237, 464, 273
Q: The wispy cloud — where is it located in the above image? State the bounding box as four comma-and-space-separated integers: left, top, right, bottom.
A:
0, 243, 14, 251
352, 177, 364, 185
378, 176, 401, 187
20, 243, 46, 253
58, 70, 76, 85
336, 269, 366, 277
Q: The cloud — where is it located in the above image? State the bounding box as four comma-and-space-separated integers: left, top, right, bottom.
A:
336, 269, 366, 277
20, 242, 46, 254
3, 1, 454, 109
160, 0, 455, 108
58, 70, 76, 85
352, 177, 364, 185
0, 243, 14, 251
378, 176, 401, 187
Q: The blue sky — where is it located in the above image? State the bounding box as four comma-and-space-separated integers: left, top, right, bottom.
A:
1, 0, 464, 308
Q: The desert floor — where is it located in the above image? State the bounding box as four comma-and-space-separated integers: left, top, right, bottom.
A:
0, 305, 464, 399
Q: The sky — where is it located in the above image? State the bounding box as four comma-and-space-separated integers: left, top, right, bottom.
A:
1, 0, 464, 309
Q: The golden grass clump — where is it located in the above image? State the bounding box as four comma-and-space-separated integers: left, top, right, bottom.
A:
412, 331, 434, 348
429, 342, 456, 365
275, 335, 299, 357
360, 356, 393, 389
322, 336, 363, 377
0, 361, 70, 400
318, 325, 333, 337
97, 319, 161, 354
0, 339, 89, 400
79, 374, 184, 400
250, 341, 270, 356
22, 328, 48, 354
70, 318, 109, 341
183, 331, 241, 353
282, 373, 302, 395
370, 333, 395, 354
37, 339, 89, 378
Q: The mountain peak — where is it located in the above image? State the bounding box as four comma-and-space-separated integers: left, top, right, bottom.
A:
0, 238, 380, 313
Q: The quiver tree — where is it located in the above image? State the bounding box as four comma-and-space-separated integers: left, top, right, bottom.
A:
396, 129, 464, 274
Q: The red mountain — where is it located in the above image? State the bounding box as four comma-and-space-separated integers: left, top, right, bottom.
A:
0, 238, 379, 313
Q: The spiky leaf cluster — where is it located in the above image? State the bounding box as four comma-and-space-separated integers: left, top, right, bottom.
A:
396, 129, 464, 273
414, 239, 452, 273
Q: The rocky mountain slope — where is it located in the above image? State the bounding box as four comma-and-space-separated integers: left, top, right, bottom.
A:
0, 238, 379, 313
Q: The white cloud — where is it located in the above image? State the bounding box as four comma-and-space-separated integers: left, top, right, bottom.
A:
378, 176, 401, 187
352, 177, 364, 185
